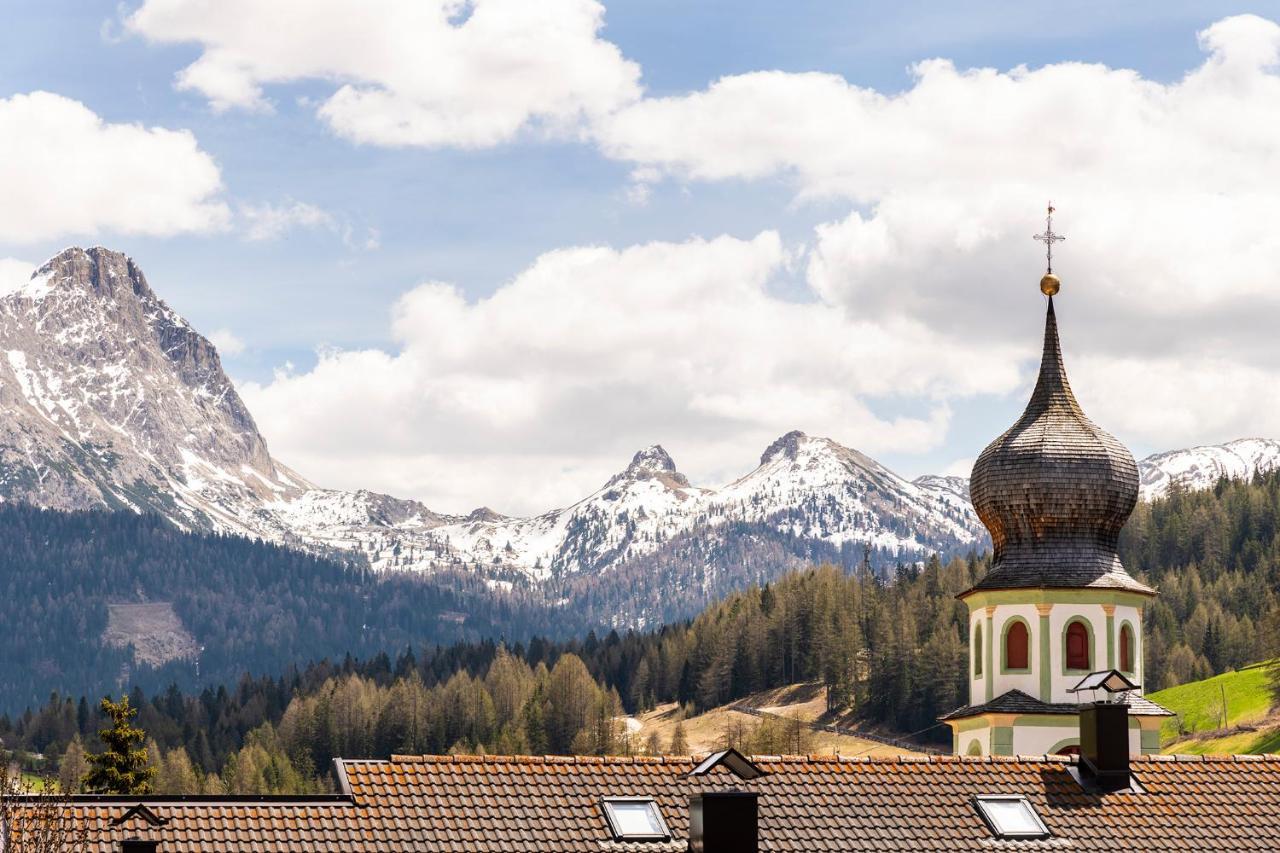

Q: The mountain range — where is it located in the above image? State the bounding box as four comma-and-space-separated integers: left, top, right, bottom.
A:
1, 247, 1277, 602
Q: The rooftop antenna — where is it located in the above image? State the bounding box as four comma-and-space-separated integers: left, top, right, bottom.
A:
1032, 202, 1065, 296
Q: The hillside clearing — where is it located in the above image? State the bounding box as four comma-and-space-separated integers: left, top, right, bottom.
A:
103, 602, 199, 668
630, 683, 919, 757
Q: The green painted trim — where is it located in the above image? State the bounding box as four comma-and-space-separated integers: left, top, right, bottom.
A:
1140, 729, 1160, 755
1117, 620, 1137, 675
984, 611, 995, 702
1061, 616, 1095, 675
1106, 611, 1116, 670
1046, 738, 1080, 755
964, 588, 1151, 610
1010, 714, 1079, 727
966, 739, 983, 756
1038, 612, 1052, 701
992, 726, 1014, 756
999, 615, 1033, 674
973, 623, 983, 678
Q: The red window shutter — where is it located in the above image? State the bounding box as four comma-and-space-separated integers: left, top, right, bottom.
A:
1005, 621, 1029, 670
1066, 622, 1089, 670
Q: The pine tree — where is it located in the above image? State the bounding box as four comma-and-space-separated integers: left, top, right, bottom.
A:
82, 696, 155, 794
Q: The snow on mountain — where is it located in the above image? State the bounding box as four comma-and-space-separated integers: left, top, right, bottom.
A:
6, 247, 1267, 602
0, 247, 309, 529
1137, 438, 1280, 501
0, 248, 988, 587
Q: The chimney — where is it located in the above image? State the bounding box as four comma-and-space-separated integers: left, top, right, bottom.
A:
121, 840, 159, 853
689, 791, 758, 853
1079, 701, 1130, 792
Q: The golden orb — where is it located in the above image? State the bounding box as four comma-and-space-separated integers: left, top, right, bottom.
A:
1040, 273, 1061, 296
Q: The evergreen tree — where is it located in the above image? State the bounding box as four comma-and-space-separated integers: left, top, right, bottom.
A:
83, 696, 156, 794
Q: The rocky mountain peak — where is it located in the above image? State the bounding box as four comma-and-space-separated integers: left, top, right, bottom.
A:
603, 444, 690, 490
0, 247, 293, 527
32, 247, 159, 305
467, 506, 506, 523
627, 445, 677, 475
760, 430, 809, 465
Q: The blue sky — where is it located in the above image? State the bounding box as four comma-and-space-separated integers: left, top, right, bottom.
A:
2, 2, 1279, 512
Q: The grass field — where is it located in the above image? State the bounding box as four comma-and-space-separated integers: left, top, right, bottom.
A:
629, 683, 917, 757
1162, 726, 1280, 755
1148, 661, 1275, 742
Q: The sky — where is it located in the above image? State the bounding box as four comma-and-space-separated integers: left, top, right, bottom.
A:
2, 1, 1280, 515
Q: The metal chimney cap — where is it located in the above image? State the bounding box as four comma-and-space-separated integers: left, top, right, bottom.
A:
689, 749, 766, 780
1067, 669, 1140, 695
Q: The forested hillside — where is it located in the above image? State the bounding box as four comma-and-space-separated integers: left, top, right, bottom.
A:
6, 471, 1280, 794
0, 502, 954, 711
4, 554, 978, 793
1119, 471, 1280, 688
0, 505, 569, 711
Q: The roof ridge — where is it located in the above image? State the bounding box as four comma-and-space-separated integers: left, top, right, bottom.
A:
381, 752, 1279, 767
387, 753, 698, 765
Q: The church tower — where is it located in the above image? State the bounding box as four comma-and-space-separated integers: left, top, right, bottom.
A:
942, 208, 1172, 757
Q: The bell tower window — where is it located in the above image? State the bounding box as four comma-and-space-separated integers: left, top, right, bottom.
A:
1119, 623, 1134, 673
974, 624, 983, 677
1064, 619, 1091, 671
1003, 619, 1030, 671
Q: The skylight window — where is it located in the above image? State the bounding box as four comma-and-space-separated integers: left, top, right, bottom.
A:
602, 797, 670, 840
973, 795, 1051, 840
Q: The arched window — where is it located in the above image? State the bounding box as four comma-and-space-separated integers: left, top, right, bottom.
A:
1119, 623, 1134, 673
1065, 620, 1091, 671
1004, 620, 1029, 670
974, 625, 983, 677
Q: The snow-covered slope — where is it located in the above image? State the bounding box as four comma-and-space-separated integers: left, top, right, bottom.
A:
0, 248, 986, 585
5, 247, 1268, 598
270, 434, 985, 582
1137, 438, 1280, 501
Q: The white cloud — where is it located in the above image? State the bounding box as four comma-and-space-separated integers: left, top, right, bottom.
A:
239, 200, 380, 251
0, 258, 34, 297
200, 12, 1280, 504
127, 0, 642, 148
942, 457, 975, 479
591, 14, 1280, 451
0, 91, 229, 243
240, 201, 335, 242
243, 232, 1020, 513
208, 328, 246, 356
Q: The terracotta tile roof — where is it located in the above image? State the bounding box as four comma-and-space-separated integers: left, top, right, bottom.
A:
13, 753, 1280, 851
940, 688, 1175, 720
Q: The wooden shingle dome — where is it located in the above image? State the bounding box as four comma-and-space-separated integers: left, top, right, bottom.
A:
967, 297, 1151, 595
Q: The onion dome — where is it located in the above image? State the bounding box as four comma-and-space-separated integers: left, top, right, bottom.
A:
966, 297, 1152, 595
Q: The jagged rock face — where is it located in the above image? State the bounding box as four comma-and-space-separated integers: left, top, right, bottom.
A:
0, 247, 306, 527
0, 248, 989, 589
3, 247, 1267, 615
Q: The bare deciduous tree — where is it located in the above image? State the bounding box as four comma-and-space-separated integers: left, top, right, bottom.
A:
0, 764, 90, 852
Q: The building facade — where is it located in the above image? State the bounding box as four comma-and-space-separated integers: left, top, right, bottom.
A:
942, 273, 1171, 756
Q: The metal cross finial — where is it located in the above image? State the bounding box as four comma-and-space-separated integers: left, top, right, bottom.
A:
1032, 202, 1065, 273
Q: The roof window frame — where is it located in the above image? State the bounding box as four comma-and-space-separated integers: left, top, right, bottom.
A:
601, 796, 671, 841
972, 794, 1051, 840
